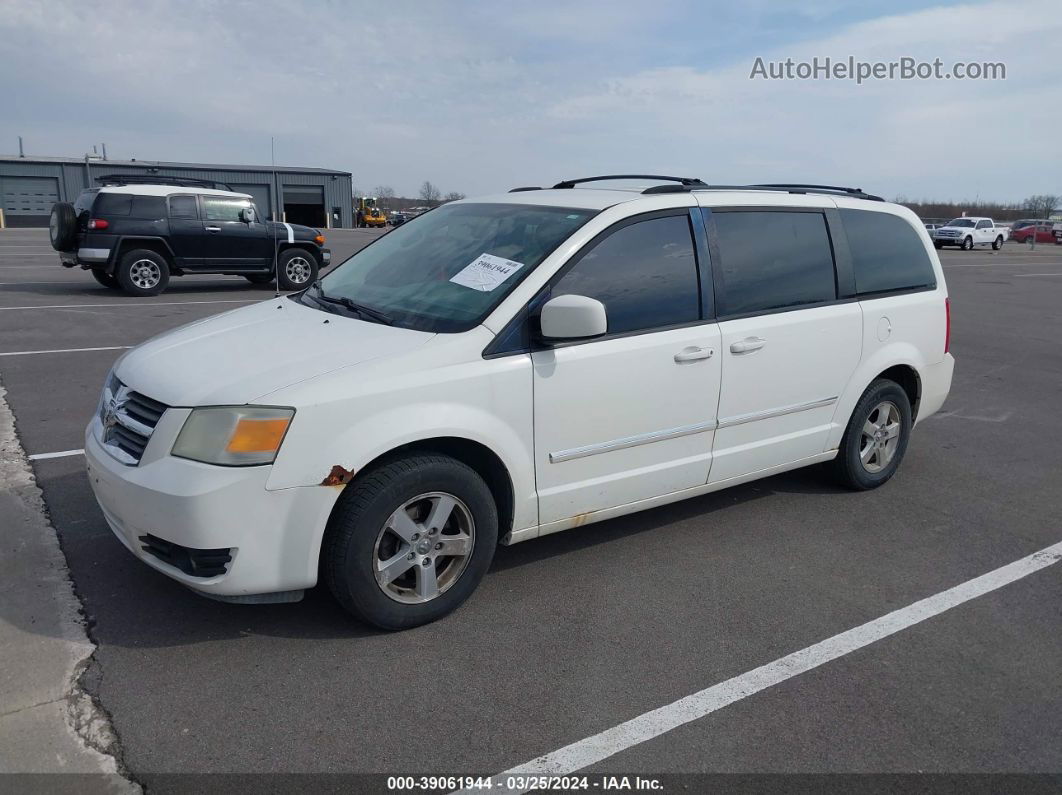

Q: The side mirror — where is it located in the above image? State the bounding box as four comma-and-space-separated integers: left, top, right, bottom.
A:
539, 294, 607, 341
239, 208, 256, 224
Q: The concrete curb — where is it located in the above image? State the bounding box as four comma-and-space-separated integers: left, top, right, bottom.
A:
0, 380, 137, 792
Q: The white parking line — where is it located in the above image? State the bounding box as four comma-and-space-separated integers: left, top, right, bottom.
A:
28, 449, 85, 461
477, 540, 1062, 788
0, 346, 132, 357
1013, 273, 1062, 277
0, 299, 258, 311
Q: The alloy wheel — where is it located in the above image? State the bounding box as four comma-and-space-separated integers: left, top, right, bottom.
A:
859, 400, 901, 474
285, 256, 312, 284
129, 259, 161, 289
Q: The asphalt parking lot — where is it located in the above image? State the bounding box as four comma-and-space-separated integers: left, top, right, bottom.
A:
1, 229, 1060, 788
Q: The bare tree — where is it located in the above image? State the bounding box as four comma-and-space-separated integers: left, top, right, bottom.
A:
373, 185, 396, 200
1021, 194, 1060, 218
351, 186, 364, 200
419, 180, 441, 204
442, 191, 466, 202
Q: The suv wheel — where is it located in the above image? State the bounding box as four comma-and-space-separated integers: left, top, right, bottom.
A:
831, 379, 913, 490
90, 269, 120, 289
49, 203, 78, 252
962, 236, 973, 250
323, 454, 498, 630
116, 249, 170, 296
992, 235, 1003, 250
243, 273, 275, 285
277, 248, 318, 290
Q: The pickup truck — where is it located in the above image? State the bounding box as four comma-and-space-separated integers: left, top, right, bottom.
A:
932, 217, 1006, 250
1053, 222, 1062, 245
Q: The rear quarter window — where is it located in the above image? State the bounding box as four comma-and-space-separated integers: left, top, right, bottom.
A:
93, 193, 133, 216
840, 209, 936, 295
130, 196, 166, 220
74, 190, 99, 214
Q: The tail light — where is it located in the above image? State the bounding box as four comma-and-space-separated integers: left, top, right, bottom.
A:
944, 297, 951, 354
88, 219, 109, 230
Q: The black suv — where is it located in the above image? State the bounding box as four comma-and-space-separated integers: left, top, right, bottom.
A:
49, 176, 331, 296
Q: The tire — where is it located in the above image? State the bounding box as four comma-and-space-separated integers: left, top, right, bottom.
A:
49, 203, 78, 251
276, 247, 318, 290
992, 236, 1003, 250
243, 273, 275, 285
115, 249, 170, 296
90, 269, 120, 289
323, 454, 498, 630
831, 379, 913, 491
962, 236, 973, 251
933, 242, 942, 249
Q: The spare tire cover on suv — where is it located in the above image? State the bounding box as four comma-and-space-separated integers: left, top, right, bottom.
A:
49, 203, 78, 252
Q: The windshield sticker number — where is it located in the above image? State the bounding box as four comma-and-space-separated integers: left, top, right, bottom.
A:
450, 253, 524, 292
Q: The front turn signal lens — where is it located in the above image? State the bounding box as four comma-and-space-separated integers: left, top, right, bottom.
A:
314, 234, 326, 245
172, 407, 294, 466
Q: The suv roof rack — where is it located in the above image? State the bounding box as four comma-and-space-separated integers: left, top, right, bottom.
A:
95, 174, 236, 192
552, 174, 707, 190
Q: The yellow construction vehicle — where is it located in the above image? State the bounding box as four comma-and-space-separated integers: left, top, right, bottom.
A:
356, 197, 387, 228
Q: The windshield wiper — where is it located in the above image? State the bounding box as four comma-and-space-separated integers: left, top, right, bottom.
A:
309, 282, 393, 325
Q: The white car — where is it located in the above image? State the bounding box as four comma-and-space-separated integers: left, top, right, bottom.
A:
932, 216, 1006, 250
86, 176, 954, 629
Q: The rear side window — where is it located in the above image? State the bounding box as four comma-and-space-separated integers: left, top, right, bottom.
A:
74, 190, 99, 214
711, 211, 836, 316
93, 193, 132, 216
130, 196, 166, 219
840, 209, 936, 295
169, 195, 199, 219
551, 214, 700, 335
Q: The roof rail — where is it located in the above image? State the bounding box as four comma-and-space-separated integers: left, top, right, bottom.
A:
749, 183, 884, 201
95, 174, 236, 192
552, 174, 706, 190
508, 186, 542, 192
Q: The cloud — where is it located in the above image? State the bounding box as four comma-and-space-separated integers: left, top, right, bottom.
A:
0, 0, 1058, 200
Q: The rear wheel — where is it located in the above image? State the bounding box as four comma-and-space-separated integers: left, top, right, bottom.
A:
276, 248, 317, 290
992, 235, 1003, 250
831, 379, 912, 490
323, 454, 498, 630
90, 269, 120, 289
116, 249, 169, 296
243, 273, 275, 285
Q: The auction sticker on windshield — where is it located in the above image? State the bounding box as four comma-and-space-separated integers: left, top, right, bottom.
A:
450, 252, 524, 292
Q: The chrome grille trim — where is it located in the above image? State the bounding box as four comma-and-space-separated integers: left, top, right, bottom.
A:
98, 376, 169, 466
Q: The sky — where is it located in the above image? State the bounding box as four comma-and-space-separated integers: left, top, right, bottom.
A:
1, 0, 1059, 202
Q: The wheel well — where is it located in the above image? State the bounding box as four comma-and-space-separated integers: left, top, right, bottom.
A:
279, 243, 322, 266
876, 365, 922, 420
114, 239, 175, 273
340, 437, 515, 540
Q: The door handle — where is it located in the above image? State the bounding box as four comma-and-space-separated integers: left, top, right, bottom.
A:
674, 346, 714, 363
205, 226, 221, 232
730, 337, 766, 354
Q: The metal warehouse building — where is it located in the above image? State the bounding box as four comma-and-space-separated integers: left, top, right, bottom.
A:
0, 155, 353, 229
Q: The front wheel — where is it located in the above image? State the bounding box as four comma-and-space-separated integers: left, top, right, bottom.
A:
962, 236, 973, 251
276, 248, 318, 290
831, 379, 913, 490
323, 454, 498, 630
992, 235, 1003, 250
116, 249, 170, 296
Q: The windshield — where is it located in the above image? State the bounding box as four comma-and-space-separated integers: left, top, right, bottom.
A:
947, 218, 975, 227
308, 202, 596, 332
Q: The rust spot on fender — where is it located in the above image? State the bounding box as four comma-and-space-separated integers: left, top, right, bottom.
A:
321, 465, 355, 487
571, 511, 592, 528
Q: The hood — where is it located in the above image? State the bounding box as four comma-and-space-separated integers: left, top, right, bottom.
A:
115, 298, 434, 406
265, 220, 318, 239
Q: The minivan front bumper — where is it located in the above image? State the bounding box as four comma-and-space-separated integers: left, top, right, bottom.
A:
85, 418, 339, 599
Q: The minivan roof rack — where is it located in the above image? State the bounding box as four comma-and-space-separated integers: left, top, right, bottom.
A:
552, 174, 707, 190
681, 183, 884, 201
95, 174, 235, 191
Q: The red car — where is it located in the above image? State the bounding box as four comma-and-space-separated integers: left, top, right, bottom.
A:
1010, 221, 1056, 243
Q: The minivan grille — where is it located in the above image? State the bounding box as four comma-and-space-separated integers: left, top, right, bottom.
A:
139, 534, 233, 578
98, 375, 168, 465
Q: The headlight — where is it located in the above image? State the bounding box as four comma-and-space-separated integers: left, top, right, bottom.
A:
172, 406, 294, 466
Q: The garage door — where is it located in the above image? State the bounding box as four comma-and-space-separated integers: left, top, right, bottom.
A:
282, 185, 325, 227
1, 176, 60, 227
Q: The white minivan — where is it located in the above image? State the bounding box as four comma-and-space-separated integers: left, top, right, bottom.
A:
86, 176, 954, 629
